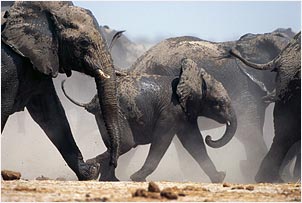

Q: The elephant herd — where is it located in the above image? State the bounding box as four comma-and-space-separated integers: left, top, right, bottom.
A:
1, 2, 301, 183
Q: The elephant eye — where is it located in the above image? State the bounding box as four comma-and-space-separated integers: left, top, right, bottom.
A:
79, 38, 90, 48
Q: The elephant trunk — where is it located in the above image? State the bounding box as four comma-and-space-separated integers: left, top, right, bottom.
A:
230, 48, 275, 70
205, 107, 237, 148
94, 51, 120, 168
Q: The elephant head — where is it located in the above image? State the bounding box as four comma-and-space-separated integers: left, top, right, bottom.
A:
176, 58, 237, 148
1, 1, 120, 166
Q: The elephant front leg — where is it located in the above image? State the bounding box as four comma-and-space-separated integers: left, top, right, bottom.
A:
130, 125, 176, 182
235, 101, 269, 182
26, 82, 99, 180
177, 123, 225, 183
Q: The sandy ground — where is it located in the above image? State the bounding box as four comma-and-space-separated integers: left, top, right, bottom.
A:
1, 180, 301, 202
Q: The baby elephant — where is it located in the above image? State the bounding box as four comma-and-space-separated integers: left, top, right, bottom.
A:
62, 58, 237, 182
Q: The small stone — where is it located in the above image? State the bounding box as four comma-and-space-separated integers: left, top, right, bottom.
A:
245, 185, 255, 191
133, 189, 148, 197
178, 192, 186, 196
223, 182, 231, 187
231, 185, 244, 190
1, 170, 21, 180
148, 181, 160, 193
160, 188, 178, 200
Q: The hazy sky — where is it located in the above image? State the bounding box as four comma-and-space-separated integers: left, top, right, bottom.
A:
74, 1, 301, 43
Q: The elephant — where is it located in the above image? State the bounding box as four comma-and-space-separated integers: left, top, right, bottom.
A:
62, 58, 237, 182
127, 29, 295, 181
229, 32, 301, 183
1, 1, 121, 180
280, 141, 301, 182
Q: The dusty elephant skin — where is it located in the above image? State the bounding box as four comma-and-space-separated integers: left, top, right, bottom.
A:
126, 29, 294, 181
1, 1, 120, 180
229, 32, 301, 183
1, 180, 301, 202
62, 58, 237, 182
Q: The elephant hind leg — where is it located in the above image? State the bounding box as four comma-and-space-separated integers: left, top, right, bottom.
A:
87, 142, 134, 181
177, 123, 225, 183
256, 102, 300, 183
130, 123, 176, 182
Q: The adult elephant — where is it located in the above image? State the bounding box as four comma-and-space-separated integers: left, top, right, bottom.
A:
62, 58, 237, 182
1, 1, 120, 180
229, 32, 301, 183
128, 30, 294, 181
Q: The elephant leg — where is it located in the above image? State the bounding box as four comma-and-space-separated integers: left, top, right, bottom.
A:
235, 101, 268, 181
87, 113, 135, 181
96, 141, 134, 181
1, 115, 9, 133
26, 80, 99, 181
293, 152, 301, 180
86, 151, 118, 181
130, 125, 176, 182
255, 101, 300, 183
280, 141, 300, 181
177, 123, 225, 183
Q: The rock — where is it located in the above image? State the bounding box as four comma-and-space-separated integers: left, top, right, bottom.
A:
1, 170, 21, 180
132, 189, 148, 197
160, 188, 178, 200
231, 185, 245, 190
148, 181, 160, 193
223, 182, 231, 187
245, 185, 255, 191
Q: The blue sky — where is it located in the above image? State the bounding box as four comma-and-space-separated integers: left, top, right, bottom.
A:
74, 1, 301, 43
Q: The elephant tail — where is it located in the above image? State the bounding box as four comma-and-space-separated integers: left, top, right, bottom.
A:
61, 79, 87, 108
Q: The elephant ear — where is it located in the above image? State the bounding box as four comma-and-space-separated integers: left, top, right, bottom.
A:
176, 58, 205, 112
1, 2, 64, 77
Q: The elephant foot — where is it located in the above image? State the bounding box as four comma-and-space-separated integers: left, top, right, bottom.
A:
130, 172, 147, 182
99, 175, 119, 182
210, 171, 226, 183
86, 157, 98, 165
255, 171, 284, 183
77, 162, 100, 181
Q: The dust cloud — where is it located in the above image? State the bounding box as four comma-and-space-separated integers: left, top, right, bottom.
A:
0, 27, 290, 184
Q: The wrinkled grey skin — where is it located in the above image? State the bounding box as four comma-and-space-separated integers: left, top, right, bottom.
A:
1, 1, 120, 180
128, 30, 294, 180
62, 58, 237, 182
229, 32, 301, 183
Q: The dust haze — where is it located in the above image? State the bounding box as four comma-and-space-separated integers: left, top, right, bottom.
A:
1, 25, 292, 184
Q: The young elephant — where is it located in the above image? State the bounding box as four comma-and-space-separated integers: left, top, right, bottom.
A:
62, 58, 237, 182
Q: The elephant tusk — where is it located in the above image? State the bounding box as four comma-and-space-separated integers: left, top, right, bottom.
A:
227, 121, 231, 126
97, 69, 111, 79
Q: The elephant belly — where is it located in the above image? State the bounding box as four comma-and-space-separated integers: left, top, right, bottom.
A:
129, 121, 153, 145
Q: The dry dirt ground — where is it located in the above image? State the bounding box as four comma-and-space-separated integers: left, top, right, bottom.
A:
1, 180, 301, 202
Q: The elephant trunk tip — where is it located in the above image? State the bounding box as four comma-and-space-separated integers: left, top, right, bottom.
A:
205, 117, 237, 148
